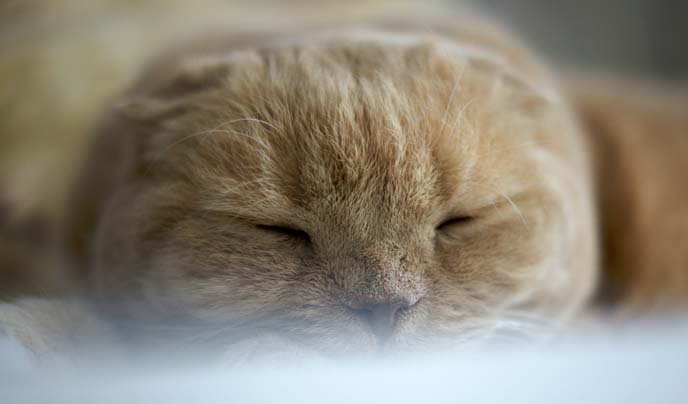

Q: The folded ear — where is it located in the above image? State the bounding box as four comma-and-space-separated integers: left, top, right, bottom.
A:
467, 56, 558, 115
499, 64, 558, 118
114, 54, 235, 121
501, 69, 559, 115
63, 54, 236, 278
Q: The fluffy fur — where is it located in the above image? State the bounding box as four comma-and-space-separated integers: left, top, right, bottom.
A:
58, 19, 597, 357
1, 9, 685, 361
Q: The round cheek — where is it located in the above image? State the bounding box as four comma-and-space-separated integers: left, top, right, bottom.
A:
90, 187, 173, 309
433, 206, 564, 305
143, 221, 309, 323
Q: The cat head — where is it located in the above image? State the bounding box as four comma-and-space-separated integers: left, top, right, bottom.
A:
65, 30, 597, 353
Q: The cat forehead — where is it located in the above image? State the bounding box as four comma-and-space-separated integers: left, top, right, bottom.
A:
149, 33, 548, 220
185, 87, 455, 220
166, 28, 556, 106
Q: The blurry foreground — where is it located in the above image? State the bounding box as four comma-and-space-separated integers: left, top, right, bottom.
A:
2, 318, 688, 404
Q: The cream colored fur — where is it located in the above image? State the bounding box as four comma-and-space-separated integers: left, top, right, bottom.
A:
52, 18, 596, 358
0, 6, 685, 361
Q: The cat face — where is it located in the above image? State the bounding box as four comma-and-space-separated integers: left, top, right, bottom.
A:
68, 32, 597, 354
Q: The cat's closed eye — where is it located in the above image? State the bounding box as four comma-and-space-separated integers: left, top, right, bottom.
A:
436, 216, 475, 232
256, 224, 311, 243
437, 216, 476, 230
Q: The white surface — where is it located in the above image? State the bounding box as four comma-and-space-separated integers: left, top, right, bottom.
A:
2, 324, 688, 404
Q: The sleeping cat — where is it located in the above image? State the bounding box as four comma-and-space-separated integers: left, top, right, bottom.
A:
55, 17, 597, 357
1, 16, 685, 360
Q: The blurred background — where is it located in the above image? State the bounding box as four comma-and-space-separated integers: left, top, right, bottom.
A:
482, 0, 688, 80
0, 0, 686, 292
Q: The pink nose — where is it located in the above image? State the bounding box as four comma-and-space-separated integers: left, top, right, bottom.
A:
346, 297, 416, 342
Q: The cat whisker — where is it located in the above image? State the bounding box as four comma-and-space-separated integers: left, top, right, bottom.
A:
143, 120, 234, 175
446, 97, 476, 137
439, 79, 462, 134
225, 117, 282, 133
468, 181, 530, 229
145, 116, 280, 175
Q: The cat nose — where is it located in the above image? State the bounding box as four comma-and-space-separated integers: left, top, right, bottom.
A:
347, 298, 413, 342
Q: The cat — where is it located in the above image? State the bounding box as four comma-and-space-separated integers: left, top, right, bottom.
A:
56, 17, 598, 358
1, 14, 686, 361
